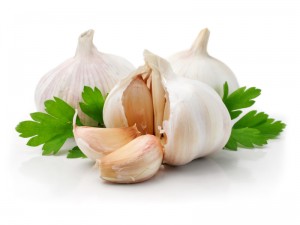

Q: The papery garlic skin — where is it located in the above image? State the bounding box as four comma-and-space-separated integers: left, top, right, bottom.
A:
35, 29, 134, 126
146, 52, 231, 165
161, 80, 230, 165
103, 50, 232, 166
169, 28, 239, 97
73, 111, 141, 161
99, 135, 163, 184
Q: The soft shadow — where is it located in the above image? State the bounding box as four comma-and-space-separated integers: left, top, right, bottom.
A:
19, 156, 95, 195
97, 157, 233, 203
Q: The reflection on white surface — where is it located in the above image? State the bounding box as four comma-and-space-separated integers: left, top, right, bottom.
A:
9, 135, 285, 204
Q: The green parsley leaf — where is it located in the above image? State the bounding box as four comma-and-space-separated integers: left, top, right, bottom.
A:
16, 97, 81, 155
79, 86, 106, 127
223, 84, 286, 150
233, 110, 285, 138
67, 146, 87, 159
222, 82, 261, 119
225, 111, 285, 150
225, 128, 268, 150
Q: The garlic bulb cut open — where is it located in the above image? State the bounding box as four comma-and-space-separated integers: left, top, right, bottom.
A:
73, 112, 141, 161
103, 50, 232, 166
99, 135, 163, 184
35, 29, 135, 126
169, 28, 239, 97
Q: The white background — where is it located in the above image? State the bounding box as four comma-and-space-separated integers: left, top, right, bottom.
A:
1, 0, 299, 224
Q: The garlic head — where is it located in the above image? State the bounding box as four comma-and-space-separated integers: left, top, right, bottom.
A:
35, 29, 135, 126
169, 28, 239, 96
103, 50, 232, 166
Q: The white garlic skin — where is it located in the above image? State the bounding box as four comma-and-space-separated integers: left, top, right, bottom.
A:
103, 50, 232, 166
169, 28, 239, 97
162, 78, 231, 165
146, 52, 231, 165
35, 29, 134, 126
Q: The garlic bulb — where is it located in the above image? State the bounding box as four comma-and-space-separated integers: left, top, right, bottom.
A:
99, 135, 163, 183
35, 29, 134, 126
169, 28, 239, 97
103, 50, 232, 166
73, 111, 141, 160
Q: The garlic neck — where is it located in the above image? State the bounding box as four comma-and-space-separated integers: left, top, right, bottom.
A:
75, 29, 96, 57
190, 28, 210, 55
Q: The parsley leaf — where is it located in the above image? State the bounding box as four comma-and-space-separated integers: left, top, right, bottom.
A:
16, 86, 107, 157
222, 82, 261, 119
67, 146, 87, 159
79, 86, 106, 127
233, 110, 285, 138
16, 97, 81, 155
225, 128, 268, 150
223, 84, 286, 150
225, 111, 286, 150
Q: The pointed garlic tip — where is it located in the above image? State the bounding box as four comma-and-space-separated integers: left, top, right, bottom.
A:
73, 123, 141, 161
143, 50, 176, 80
99, 135, 163, 184
191, 28, 210, 55
75, 29, 96, 57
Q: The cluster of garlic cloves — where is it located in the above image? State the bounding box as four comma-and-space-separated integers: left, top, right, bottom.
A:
104, 50, 232, 166
73, 111, 163, 183
35, 29, 135, 126
72, 50, 231, 183
169, 28, 239, 97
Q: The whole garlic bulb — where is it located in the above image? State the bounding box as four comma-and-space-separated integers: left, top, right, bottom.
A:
35, 29, 134, 126
103, 50, 231, 166
169, 28, 239, 97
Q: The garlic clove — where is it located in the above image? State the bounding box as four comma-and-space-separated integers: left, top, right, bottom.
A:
169, 28, 239, 97
122, 75, 154, 135
35, 29, 135, 126
103, 66, 151, 130
73, 111, 141, 161
99, 135, 163, 184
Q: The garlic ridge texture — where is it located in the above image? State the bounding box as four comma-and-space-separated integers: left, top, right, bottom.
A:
169, 28, 239, 97
35, 29, 135, 126
103, 50, 232, 166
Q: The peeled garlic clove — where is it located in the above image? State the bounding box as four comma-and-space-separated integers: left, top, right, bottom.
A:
169, 28, 239, 97
103, 66, 152, 130
122, 75, 154, 134
103, 50, 231, 166
99, 135, 163, 184
73, 112, 141, 161
35, 29, 134, 126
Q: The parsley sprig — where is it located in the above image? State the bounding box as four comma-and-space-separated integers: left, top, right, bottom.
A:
15, 87, 105, 157
222, 82, 286, 150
